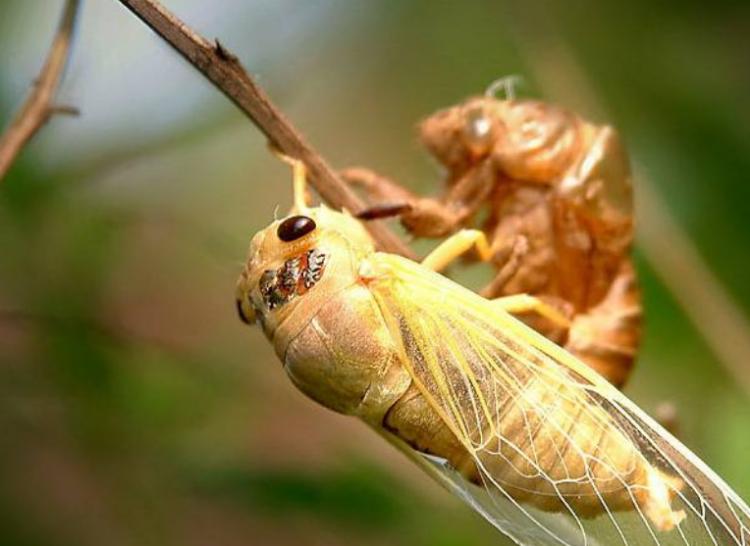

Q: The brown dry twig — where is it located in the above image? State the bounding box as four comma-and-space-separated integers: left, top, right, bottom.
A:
0, 0, 81, 182
115, 0, 414, 259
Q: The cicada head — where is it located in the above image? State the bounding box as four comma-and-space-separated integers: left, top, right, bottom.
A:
420, 96, 584, 185
419, 97, 499, 171
236, 185, 375, 341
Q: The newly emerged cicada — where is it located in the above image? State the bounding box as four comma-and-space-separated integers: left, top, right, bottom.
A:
236, 159, 750, 546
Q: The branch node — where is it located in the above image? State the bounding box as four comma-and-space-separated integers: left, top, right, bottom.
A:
50, 104, 81, 117
214, 39, 238, 63
0, 0, 81, 182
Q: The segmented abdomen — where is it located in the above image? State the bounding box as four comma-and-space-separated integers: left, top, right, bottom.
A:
470, 370, 646, 516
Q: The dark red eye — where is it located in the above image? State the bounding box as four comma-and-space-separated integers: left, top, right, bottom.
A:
236, 298, 252, 325
277, 215, 316, 242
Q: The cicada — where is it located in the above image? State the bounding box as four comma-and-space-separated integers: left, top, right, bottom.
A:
236, 158, 750, 546
344, 94, 640, 388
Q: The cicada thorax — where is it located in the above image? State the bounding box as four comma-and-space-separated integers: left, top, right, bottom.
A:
282, 282, 411, 420
239, 213, 413, 421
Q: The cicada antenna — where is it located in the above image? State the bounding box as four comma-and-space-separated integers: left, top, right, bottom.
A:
485, 74, 524, 100
267, 143, 310, 213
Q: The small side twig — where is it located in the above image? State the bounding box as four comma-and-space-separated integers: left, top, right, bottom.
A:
0, 0, 81, 182
115, 0, 414, 259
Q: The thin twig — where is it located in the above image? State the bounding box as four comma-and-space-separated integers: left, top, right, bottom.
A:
637, 182, 750, 398
115, 0, 414, 259
499, 0, 750, 400
0, 0, 81, 182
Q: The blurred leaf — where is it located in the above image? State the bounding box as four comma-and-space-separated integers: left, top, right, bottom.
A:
186, 461, 409, 529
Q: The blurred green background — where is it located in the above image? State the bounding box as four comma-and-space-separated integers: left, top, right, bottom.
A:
2, 1, 750, 545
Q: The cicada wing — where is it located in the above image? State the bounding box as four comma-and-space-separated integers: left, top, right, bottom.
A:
418, 449, 608, 546
604, 396, 750, 545
374, 425, 595, 546
368, 253, 750, 546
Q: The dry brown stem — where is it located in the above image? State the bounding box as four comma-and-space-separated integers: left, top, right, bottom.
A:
115, 0, 414, 258
0, 0, 81, 182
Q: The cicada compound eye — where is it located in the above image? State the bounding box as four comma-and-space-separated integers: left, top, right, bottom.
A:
277, 215, 316, 242
462, 106, 495, 158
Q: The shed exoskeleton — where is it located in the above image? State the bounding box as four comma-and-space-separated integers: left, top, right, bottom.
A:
343, 95, 640, 388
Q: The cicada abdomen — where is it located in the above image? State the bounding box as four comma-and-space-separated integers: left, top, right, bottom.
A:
371, 258, 683, 533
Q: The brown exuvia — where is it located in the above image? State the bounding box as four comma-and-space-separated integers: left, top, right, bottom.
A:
343, 96, 641, 388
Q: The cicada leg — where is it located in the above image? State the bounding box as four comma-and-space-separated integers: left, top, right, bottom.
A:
345, 162, 495, 238
421, 230, 571, 329
342, 167, 460, 235
268, 145, 311, 212
490, 294, 571, 329
340, 167, 417, 205
420, 229, 492, 272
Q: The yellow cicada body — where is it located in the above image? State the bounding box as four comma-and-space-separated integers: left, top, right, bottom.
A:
236, 159, 750, 546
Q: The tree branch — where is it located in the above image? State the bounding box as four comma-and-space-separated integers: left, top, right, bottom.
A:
115, 0, 414, 258
0, 0, 81, 182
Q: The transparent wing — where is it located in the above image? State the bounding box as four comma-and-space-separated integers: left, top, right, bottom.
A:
368, 253, 750, 546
